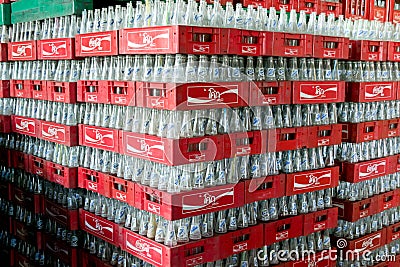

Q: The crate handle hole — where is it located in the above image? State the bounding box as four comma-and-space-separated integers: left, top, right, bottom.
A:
55, 86, 64, 93
113, 86, 127, 95
242, 36, 258, 45
234, 234, 249, 243
365, 126, 374, 133
384, 196, 393, 202
236, 137, 253, 146
185, 246, 204, 256
258, 181, 273, 191
193, 33, 212, 43
114, 183, 127, 192
260, 86, 278, 95
285, 39, 300, 47
318, 130, 331, 137
86, 86, 97, 93
369, 45, 379, 53
188, 142, 208, 152
278, 223, 291, 231
88, 175, 97, 182
361, 203, 370, 210
389, 123, 398, 129
316, 215, 327, 222
323, 42, 338, 49
280, 133, 295, 141
33, 85, 41, 91
148, 88, 164, 97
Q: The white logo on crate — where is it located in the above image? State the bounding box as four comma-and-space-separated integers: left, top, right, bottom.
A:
12, 44, 32, 57
55, 95, 65, 101
365, 85, 391, 98
323, 50, 336, 57
193, 44, 210, 53
276, 231, 289, 240
127, 31, 170, 49
182, 190, 234, 212
85, 129, 114, 144
368, 54, 378, 60
126, 139, 164, 156
285, 48, 299, 56
294, 173, 331, 189
242, 46, 257, 54
233, 243, 248, 253
147, 203, 161, 214
115, 191, 127, 202
314, 222, 326, 231
84, 217, 113, 235
126, 237, 162, 260
42, 126, 65, 139
81, 35, 111, 52
300, 86, 337, 99
354, 234, 381, 253
187, 88, 239, 105
359, 161, 386, 177
17, 91, 24, 97
395, 54, 400, 60
42, 42, 67, 56
16, 119, 34, 132
87, 181, 98, 191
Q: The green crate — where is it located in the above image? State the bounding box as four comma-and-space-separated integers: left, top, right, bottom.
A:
0, 4, 10, 25
11, 0, 39, 14
11, 0, 92, 23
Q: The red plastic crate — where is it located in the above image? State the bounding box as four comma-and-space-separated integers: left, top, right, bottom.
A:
10, 79, 32, 98
44, 198, 79, 230
341, 156, 393, 183
286, 252, 336, 267
13, 187, 44, 214
271, 0, 299, 10
313, 36, 349, 59
271, 33, 313, 57
37, 38, 75, 60
47, 81, 77, 103
298, 0, 318, 13
121, 227, 218, 266
333, 195, 379, 222
387, 41, 400, 61
377, 189, 400, 212
390, 154, 400, 172
369, 1, 389, 21
263, 214, 304, 245
77, 80, 108, 103
135, 182, 244, 221
342, 121, 382, 143
266, 127, 306, 152
8, 40, 37, 61
390, 5, 400, 23
79, 124, 120, 152
45, 161, 78, 188
10, 150, 30, 171
14, 253, 35, 267
386, 221, 400, 244
99, 80, 135, 106
292, 81, 345, 104
31, 80, 47, 100
244, 174, 286, 203
43, 234, 79, 267
286, 166, 339, 196
79, 209, 121, 246
11, 115, 39, 137
303, 207, 338, 235
347, 82, 396, 102
38, 120, 78, 146
78, 167, 109, 196
318, 1, 343, 17
108, 175, 135, 206
242, 0, 271, 8
120, 131, 224, 166
75, 30, 118, 57
218, 224, 264, 259
0, 115, 11, 133
228, 29, 270, 56
0, 80, 10, 98
381, 119, 400, 138
13, 223, 43, 249
136, 82, 249, 110
248, 81, 291, 106
349, 40, 388, 61
307, 124, 342, 147
0, 43, 8, 61
119, 26, 229, 55
341, 229, 386, 253
30, 155, 47, 177
224, 131, 264, 157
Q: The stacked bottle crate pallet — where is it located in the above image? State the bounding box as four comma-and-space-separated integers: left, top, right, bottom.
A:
0, 0, 399, 266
